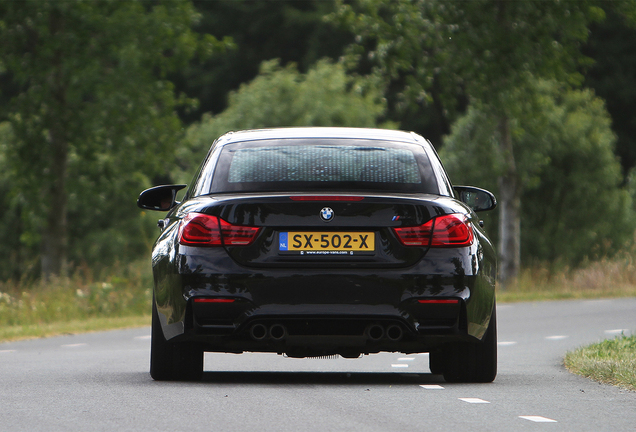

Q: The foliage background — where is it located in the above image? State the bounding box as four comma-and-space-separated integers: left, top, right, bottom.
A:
0, 0, 636, 283
441, 80, 632, 268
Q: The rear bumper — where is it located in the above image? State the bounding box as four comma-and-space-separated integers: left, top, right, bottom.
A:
152, 247, 495, 355
160, 290, 475, 357
190, 298, 464, 335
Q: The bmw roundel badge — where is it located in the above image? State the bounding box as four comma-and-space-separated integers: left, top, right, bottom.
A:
320, 207, 334, 222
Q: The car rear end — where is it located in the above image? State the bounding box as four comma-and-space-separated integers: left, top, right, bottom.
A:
151, 131, 496, 359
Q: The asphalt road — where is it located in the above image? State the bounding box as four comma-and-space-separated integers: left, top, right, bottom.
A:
1, 298, 635, 432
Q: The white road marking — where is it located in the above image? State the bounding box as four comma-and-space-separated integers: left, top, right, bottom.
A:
391, 364, 409, 368
420, 385, 444, 390
134, 335, 151, 340
519, 416, 557, 423
61, 343, 87, 348
459, 398, 490, 404
397, 357, 415, 361
498, 341, 517, 346
0, 350, 16, 353
583, 299, 612, 306
545, 335, 568, 340
604, 329, 629, 335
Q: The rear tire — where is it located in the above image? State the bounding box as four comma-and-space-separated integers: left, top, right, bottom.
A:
442, 304, 497, 383
428, 351, 444, 375
150, 300, 203, 381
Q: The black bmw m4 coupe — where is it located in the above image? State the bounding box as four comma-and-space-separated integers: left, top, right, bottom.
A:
138, 127, 498, 382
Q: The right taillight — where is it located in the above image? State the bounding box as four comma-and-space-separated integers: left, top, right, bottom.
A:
179, 213, 260, 247
393, 214, 474, 248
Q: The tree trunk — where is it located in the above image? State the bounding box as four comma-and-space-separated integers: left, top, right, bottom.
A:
40, 127, 69, 280
497, 115, 520, 287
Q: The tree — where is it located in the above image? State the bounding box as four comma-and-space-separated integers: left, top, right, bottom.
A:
0, 123, 28, 280
441, 81, 632, 269
178, 59, 393, 182
334, 0, 607, 285
176, 1, 448, 146
0, 1, 225, 279
584, 7, 636, 176
173, 1, 352, 123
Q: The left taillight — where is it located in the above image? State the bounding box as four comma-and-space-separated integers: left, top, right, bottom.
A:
393, 213, 474, 248
179, 213, 260, 247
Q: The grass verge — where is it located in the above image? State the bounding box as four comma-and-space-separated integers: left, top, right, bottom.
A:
0, 315, 150, 342
565, 335, 636, 391
498, 256, 636, 302
0, 261, 152, 343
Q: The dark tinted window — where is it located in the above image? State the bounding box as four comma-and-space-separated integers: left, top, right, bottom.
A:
204, 139, 440, 195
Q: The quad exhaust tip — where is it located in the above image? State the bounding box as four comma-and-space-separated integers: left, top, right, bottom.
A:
386, 324, 403, 341
366, 324, 404, 342
366, 324, 385, 341
250, 323, 404, 342
269, 324, 287, 341
250, 323, 288, 341
249, 323, 268, 340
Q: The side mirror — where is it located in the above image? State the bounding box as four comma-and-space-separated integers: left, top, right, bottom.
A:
137, 185, 187, 211
453, 186, 497, 212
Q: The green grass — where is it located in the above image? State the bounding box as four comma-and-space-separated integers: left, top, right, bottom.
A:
0, 315, 150, 342
498, 256, 636, 302
0, 261, 153, 342
565, 335, 636, 391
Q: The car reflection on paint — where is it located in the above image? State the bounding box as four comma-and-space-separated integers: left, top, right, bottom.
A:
137, 127, 498, 382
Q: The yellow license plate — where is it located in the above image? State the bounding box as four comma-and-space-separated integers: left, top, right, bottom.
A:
279, 232, 375, 253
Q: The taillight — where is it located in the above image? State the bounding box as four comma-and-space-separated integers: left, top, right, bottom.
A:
392, 223, 431, 246
179, 213, 222, 246
219, 218, 261, 246
193, 298, 236, 303
393, 214, 474, 248
289, 196, 365, 201
179, 213, 260, 247
417, 299, 460, 304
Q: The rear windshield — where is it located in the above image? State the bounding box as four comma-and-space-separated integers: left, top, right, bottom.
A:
202, 139, 440, 195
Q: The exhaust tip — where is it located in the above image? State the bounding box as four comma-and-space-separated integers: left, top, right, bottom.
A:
386, 325, 403, 341
250, 323, 268, 340
269, 324, 287, 341
366, 324, 385, 341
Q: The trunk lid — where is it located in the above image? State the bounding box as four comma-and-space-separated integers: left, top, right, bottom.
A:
178, 193, 468, 269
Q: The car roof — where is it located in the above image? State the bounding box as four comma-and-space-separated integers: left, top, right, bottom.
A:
214, 127, 426, 146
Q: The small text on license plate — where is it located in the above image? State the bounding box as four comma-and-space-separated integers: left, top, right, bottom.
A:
279, 232, 375, 254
